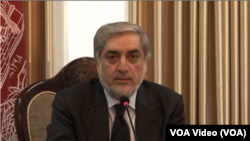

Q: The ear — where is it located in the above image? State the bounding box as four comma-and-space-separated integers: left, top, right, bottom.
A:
143, 61, 148, 72
95, 59, 101, 71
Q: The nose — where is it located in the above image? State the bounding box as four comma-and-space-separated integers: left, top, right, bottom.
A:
117, 57, 128, 74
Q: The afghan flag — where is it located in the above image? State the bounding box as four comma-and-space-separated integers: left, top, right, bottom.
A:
1, 1, 27, 141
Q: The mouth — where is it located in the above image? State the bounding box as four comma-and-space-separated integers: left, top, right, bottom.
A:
114, 77, 132, 83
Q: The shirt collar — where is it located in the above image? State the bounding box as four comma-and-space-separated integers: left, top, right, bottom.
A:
104, 88, 137, 110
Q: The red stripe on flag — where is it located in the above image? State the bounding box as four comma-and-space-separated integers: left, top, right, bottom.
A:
1, 1, 27, 141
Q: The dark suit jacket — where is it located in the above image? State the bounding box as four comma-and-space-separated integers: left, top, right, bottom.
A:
46, 78, 185, 141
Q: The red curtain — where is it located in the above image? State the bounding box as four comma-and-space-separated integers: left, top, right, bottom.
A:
1, 1, 27, 141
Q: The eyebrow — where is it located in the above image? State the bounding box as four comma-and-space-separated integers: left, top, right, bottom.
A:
105, 50, 119, 55
105, 49, 140, 55
127, 49, 140, 54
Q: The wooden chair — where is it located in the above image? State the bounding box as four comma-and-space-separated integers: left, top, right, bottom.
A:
14, 57, 98, 141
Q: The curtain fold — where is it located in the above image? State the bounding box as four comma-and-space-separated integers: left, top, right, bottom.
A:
230, 1, 240, 125
23, 1, 46, 85
239, 1, 249, 124
128, 1, 249, 124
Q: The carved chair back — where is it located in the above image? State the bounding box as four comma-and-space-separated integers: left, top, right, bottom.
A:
14, 57, 98, 141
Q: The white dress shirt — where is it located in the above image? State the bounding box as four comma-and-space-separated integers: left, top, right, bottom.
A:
104, 89, 136, 141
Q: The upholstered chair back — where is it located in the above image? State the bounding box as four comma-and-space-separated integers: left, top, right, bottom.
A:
15, 57, 98, 141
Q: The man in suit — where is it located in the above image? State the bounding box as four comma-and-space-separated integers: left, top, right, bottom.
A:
46, 22, 185, 141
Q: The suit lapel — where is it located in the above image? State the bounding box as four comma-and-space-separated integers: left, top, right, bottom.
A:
135, 83, 163, 141
81, 81, 109, 141
80, 79, 163, 141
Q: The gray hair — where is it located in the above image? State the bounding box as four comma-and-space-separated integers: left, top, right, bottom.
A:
93, 22, 151, 61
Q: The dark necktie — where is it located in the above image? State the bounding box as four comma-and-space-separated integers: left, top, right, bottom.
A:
111, 104, 130, 141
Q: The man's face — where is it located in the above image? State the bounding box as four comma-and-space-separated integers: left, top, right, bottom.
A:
97, 33, 147, 99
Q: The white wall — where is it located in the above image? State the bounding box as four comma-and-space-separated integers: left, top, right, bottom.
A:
53, 1, 127, 75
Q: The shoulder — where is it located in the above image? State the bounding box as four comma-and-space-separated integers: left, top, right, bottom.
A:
140, 80, 185, 124
141, 80, 182, 99
53, 78, 100, 107
140, 80, 184, 111
59, 78, 98, 95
